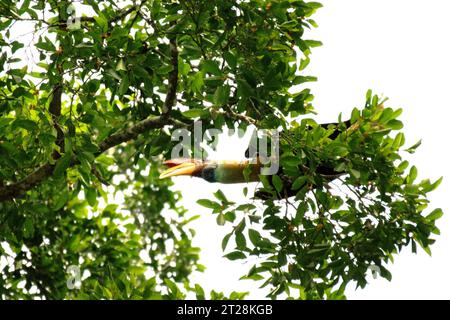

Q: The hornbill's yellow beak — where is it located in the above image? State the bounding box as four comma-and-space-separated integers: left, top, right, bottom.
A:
159, 159, 205, 179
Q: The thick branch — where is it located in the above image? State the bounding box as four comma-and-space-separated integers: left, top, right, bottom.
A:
48, 84, 64, 157
0, 164, 55, 202
98, 116, 171, 152
162, 36, 178, 115
0, 116, 180, 202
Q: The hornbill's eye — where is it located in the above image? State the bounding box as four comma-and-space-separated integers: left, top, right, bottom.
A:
201, 165, 217, 182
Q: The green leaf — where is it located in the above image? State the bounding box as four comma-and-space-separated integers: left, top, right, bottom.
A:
93, 14, 108, 31
201, 60, 222, 76
53, 153, 72, 177
392, 132, 405, 150
349, 168, 361, 179
423, 177, 443, 193
405, 139, 422, 154
19, 0, 31, 14
222, 233, 232, 251
116, 59, 127, 72
194, 284, 205, 300
216, 213, 226, 226
304, 40, 323, 48
118, 75, 129, 95
292, 176, 307, 190
397, 160, 409, 172
178, 58, 191, 76
272, 175, 284, 193
408, 166, 418, 184
224, 210, 236, 223
0, 117, 13, 128
85, 187, 97, 207
277, 251, 287, 266
182, 108, 207, 118
248, 229, 262, 246
307, 2, 323, 9
52, 188, 69, 211
35, 37, 55, 51
329, 145, 348, 157
12, 119, 38, 131
235, 218, 246, 234
386, 119, 404, 130
293, 76, 317, 85
223, 51, 237, 70
191, 72, 204, 94
281, 155, 301, 167
224, 251, 246, 260
13, 87, 34, 99
426, 208, 443, 221
335, 162, 346, 172
235, 232, 246, 249
23, 218, 34, 239
235, 204, 255, 212
236, 79, 253, 99
350, 108, 360, 123
213, 85, 230, 106
379, 266, 393, 281
379, 108, 394, 123
197, 199, 221, 210
133, 65, 151, 80
38, 133, 56, 146
307, 247, 329, 255
366, 89, 373, 103
164, 279, 179, 296
214, 189, 229, 204
299, 57, 311, 71
107, 68, 122, 80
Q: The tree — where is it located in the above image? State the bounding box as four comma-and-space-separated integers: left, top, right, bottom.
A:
0, 0, 442, 300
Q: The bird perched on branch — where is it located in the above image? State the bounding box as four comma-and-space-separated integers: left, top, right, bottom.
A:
159, 119, 353, 199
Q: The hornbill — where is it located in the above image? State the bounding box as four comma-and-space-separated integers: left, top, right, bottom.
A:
159, 119, 352, 199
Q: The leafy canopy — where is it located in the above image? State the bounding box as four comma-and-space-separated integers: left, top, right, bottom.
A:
0, 0, 442, 299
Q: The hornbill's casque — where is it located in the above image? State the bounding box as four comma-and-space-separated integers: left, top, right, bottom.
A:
159, 119, 352, 199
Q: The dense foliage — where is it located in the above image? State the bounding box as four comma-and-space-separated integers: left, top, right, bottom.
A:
0, 0, 442, 299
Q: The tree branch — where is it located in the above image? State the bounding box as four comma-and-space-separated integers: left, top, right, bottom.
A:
48, 84, 64, 157
98, 116, 171, 152
0, 164, 55, 202
162, 34, 178, 115
0, 116, 182, 202
221, 107, 258, 126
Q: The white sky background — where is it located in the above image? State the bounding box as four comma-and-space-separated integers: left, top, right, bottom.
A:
182, 0, 450, 299
2, 0, 450, 299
